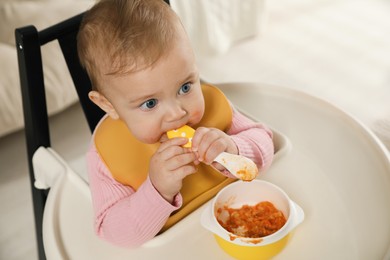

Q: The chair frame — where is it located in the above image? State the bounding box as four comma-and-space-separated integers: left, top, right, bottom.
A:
15, 12, 104, 260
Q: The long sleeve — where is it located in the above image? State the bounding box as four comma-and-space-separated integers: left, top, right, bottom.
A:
227, 107, 274, 173
87, 145, 182, 248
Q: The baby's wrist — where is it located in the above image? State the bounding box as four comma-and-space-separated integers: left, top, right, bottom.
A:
158, 190, 181, 205
161, 192, 182, 206
149, 178, 175, 204
161, 193, 174, 204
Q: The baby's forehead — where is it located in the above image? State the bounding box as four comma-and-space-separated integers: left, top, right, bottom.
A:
93, 26, 191, 91
98, 42, 179, 78
94, 50, 141, 78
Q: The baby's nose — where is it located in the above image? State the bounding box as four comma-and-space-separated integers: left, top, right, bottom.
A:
165, 103, 186, 121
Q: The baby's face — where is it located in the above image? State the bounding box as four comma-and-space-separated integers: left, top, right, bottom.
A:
100, 36, 204, 144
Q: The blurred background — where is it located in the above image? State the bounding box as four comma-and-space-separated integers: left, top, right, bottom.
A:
0, 0, 389, 259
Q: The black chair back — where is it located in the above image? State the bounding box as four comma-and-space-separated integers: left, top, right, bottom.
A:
15, 12, 103, 260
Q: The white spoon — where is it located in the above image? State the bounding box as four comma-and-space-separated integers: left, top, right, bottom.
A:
213, 152, 259, 181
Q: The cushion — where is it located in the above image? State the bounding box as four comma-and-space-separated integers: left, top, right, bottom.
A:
0, 0, 93, 137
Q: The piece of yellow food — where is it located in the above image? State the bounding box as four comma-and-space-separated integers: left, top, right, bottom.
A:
167, 125, 195, 148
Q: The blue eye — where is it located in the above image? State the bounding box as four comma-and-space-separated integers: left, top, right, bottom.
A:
140, 99, 158, 110
178, 83, 191, 95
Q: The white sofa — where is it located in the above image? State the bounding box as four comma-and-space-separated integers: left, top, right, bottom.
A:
0, 0, 93, 137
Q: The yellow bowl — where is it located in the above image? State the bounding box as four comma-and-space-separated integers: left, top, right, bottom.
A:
214, 233, 290, 260
201, 180, 304, 260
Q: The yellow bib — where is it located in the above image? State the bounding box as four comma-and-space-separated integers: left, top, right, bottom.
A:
94, 84, 235, 232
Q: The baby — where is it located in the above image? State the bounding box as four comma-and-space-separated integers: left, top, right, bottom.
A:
77, 0, 274, 247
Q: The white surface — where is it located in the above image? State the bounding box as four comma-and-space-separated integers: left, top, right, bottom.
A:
42, 83, 390, 259
32, 147, 67, 189
222, 83, 390, 259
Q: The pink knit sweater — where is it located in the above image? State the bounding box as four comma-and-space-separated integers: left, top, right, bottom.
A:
87, 107, 274, 247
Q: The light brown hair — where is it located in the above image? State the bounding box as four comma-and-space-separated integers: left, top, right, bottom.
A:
77, 0, 177, 90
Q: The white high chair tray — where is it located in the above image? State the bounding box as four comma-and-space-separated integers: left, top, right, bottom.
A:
41, 83, 390, 259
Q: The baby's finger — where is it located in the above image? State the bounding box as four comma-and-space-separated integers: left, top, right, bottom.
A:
164, 146, 188, 162
158, 137, 188, 153
165, 152, 197, 170
199, 131, 220, 152
191, 127, 209, 152
203, 138, 226, 164
173, 164, 197, 179
197, 131, 222, 162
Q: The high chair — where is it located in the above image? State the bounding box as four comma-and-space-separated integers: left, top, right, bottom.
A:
15, 4, 390, 260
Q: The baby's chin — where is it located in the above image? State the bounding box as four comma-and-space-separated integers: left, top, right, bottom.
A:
136, 134, 164, 144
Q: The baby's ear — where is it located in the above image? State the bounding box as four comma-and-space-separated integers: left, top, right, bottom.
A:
88, 91, 119, 120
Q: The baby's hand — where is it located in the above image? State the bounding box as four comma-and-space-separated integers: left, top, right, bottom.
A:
191, 127, 238, 168
149, 137, 197, 203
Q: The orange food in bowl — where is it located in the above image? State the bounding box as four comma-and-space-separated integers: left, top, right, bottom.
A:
216, 201, 287, 240
167, 125, 195, 148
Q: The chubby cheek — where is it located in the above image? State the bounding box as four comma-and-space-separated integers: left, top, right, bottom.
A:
124, 120, 162, 144
191, 107, 204, 125
190, 97, 205, 125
